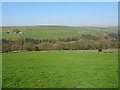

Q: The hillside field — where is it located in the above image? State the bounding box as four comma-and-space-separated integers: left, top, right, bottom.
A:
2, 26, 117, 39
2, 51, 118, 88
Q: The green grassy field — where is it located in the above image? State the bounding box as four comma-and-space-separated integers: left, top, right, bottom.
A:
2, 51, 118, 88
2, 26, 117, 39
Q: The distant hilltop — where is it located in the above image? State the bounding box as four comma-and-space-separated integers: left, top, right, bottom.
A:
1, 25, 118, 27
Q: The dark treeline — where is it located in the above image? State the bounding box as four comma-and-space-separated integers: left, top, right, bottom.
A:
2, 33, 119, 52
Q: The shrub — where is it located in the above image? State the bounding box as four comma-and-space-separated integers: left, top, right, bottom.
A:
98, 49, 102, 52
34, 46, 40, 51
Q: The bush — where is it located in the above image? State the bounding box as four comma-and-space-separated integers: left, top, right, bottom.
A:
34, 46, 40, 51
98, 49, 102, 52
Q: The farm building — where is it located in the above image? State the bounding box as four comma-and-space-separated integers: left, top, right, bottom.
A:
7, 30, 24, 34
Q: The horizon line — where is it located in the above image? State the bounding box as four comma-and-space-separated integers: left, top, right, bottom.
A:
1, 24, 118, 27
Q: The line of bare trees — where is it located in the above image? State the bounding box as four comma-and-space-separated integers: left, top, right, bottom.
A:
2, 33, 119, 52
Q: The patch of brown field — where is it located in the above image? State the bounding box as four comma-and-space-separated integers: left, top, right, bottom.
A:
92, 25, 116, 27
80, 25, 117, 28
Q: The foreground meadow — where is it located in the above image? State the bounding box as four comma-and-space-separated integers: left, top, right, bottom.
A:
2, 51, 118, 88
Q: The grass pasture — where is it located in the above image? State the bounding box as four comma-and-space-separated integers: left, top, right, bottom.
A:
2, 51, 118, 88
2, 26, 117, 39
